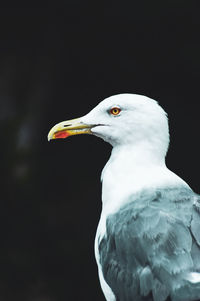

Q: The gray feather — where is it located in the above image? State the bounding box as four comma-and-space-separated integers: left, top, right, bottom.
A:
98, 187, 200, 301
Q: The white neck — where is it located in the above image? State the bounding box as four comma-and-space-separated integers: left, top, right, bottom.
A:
101, 143, 189, 214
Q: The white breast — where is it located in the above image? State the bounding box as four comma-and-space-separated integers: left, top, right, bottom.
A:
94, 144, 189, 300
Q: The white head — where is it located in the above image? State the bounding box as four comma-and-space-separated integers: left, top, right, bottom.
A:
48, 93, 170, 161
82, 94, 169, 156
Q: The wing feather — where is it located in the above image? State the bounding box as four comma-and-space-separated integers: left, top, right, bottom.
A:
99, 187, 200, 301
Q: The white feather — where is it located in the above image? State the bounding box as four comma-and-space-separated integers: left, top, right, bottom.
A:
185, 272, 200, 283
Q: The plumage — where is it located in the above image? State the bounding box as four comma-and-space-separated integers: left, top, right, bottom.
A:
48, 94, 200, 301
98, 187, 200, 301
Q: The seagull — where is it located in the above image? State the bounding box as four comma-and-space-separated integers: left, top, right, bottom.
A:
48, 94, 200, 301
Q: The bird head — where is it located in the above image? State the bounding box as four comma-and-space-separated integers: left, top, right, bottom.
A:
48, 94, 169, 157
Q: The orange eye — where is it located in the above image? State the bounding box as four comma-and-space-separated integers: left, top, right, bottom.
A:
110, 107, 121, 116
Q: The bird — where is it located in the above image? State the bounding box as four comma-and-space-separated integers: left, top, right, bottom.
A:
48, 94, 200, 301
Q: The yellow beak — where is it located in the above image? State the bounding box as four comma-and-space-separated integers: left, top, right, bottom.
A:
48, 117, 92, 141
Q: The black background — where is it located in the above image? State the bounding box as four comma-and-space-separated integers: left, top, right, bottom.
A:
0, 2, 200, 300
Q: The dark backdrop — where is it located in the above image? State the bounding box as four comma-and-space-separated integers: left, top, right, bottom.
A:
0, 2, 200, 301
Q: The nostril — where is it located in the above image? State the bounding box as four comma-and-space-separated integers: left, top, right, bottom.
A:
63, 124, 72, 127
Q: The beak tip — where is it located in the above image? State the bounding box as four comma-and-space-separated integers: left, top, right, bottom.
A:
47, 132, 53, 141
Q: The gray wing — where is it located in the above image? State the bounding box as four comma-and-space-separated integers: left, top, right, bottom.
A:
99, 187, 200, 301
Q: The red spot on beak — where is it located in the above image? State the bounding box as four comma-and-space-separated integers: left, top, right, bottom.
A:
54, 130, 70, 139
